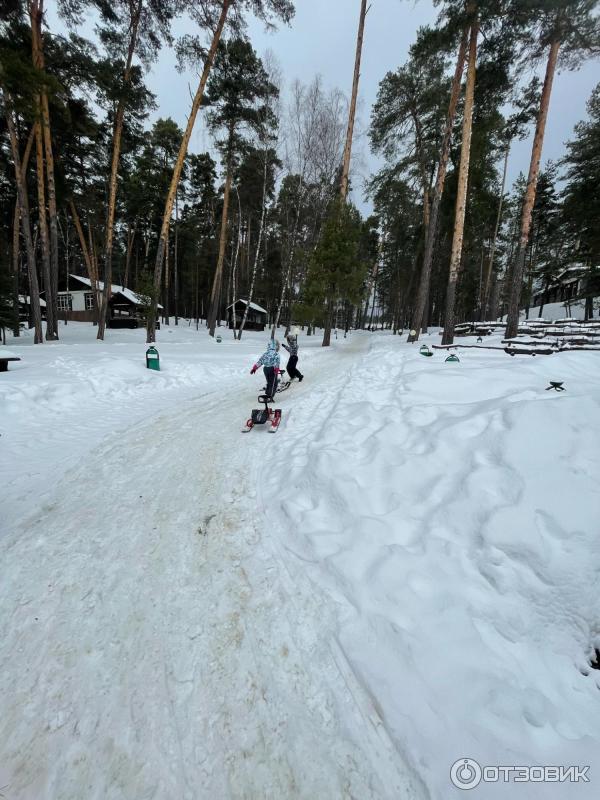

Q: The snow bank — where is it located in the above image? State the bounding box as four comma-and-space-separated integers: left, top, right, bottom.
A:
509, 297, 598, 322
263, 333, 600, 799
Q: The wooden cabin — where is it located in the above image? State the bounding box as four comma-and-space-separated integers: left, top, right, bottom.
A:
226, 299, 268, 331
18, 295, 47, 321
107, 287, 162, 329
48, 275, 161, 327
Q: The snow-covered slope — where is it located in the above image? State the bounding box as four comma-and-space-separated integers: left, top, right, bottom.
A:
1, 322, 599, 799
506, 297, 598, 322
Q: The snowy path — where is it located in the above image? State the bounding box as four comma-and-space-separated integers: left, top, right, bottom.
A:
0, 333, 426, 800
3, 325, 600, 800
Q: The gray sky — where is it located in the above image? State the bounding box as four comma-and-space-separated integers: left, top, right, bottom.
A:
51, 0, 599, 214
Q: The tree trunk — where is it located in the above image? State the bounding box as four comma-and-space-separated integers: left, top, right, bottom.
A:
33, 118, 57, 341
361, 259, 379, 329
68, 199, 95, 287
274, 182, 305, 330
505, 37, 560, 339
229, 190, 243, 339
11, 126, 35, 337
238, 149, 269, 340
12, 201, 22, 337
147, 0, 231, 343
340, 0, 367, 201
322, 298, 333, 347
411, 111, 433, 336
62, 209, 69, 325
208, 159, 233, 336
87, 225, 99, 318
4, 99, 43, 342
41, 105, 60, 338
421, 286, 429, 333
408, 20, 469, 342
441, 17, 478, 346
29, 1, 57, 340
124, 222, 135, 287
480, 141, 509, 320
194, 256, 199, 327
97, 0, 142, 340
368, 273, 378, 330
174, 189, 179, 324
164, 226, 170, 325
489, 271, 500, 320
32, 0, 60, 339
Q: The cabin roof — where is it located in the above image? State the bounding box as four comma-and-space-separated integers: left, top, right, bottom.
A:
19, 294, 47, 307
69, 275, 163, 308
226, 299, 268, 315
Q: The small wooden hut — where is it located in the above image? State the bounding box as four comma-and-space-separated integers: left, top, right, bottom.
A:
226, 300, 268, 331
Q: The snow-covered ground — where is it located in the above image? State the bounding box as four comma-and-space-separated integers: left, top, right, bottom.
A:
1, 321, 599, 799
507, 297, 598, 322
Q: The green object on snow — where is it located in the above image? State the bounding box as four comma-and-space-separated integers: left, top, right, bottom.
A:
419, 344, 433, 357
216, 335, 222, 343
146, 345, 160, 370
445, 353, 460, 363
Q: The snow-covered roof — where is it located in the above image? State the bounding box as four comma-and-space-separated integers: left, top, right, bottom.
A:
226, 298, 268, 315
19, 294, 47, 307
69, 275, 163, 308
554, 264, 594, 282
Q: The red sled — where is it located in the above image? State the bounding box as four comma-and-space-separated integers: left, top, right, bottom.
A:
242, 394, 282, 433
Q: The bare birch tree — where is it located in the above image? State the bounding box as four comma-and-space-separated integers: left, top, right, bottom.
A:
274, 77, 346, 332
238, 52, 281, 339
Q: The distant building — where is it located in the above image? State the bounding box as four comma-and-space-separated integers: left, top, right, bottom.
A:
18, 295, 47, 320
226, 299, 268, 331
532, 263, 596, 307
49, 275, 162, 327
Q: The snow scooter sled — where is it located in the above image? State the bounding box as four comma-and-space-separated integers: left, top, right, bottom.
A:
242, 393, 282, 433
262, 369, 291, 396
243, 370, 290, 433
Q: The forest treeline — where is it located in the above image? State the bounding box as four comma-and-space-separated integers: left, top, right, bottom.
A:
1, 0, 599, 347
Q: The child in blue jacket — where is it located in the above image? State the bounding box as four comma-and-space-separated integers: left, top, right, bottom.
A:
250, 339, 280, 399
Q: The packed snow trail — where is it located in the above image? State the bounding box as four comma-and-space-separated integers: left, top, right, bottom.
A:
0, 333, 427, 800
4, 325, 600, 799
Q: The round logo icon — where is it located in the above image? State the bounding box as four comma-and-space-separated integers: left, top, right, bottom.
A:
450, 758, 482, 790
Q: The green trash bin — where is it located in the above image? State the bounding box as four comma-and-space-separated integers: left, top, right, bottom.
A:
146, 345, 160, 371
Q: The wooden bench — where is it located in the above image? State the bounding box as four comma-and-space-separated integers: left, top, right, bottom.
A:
0, 350, 21, 372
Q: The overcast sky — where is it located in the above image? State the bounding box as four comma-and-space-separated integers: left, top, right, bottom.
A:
51, 0, 599, 214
